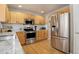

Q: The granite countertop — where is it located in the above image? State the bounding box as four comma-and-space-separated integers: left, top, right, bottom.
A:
0, 32, 24, 54
15, 33, 24, 54
0, 32, 15, 37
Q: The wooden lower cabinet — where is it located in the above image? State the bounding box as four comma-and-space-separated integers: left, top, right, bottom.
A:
16, 30, 48, 45
36, 30, 48, 41
16, 32, 26, 45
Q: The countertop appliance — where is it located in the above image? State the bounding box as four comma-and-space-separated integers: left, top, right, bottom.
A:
51, 13, 70, 53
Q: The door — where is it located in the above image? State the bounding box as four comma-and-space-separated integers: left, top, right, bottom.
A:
16, 32, 26, 45
59, 13, 69, 38
59, 37, 69, 53
0, 4, 6, 22
51, 36, 56, 48
55, 36, 61, 50
51, 36, 60, 49
52, 36, 62, 50
51, 14, 59, 36
51, 36, 69, 53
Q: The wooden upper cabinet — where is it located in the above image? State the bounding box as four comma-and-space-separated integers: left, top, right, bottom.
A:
0, 4, 7, 22
10, 11, 35, 24
9, 11, 46, 24
24, 13, 34, 21
34, 16, 46, 25
0, 4, 11, 23
58, 7, 70, 14
10, 11, 17, 23
6, 6, 11, 23
15, 12, 25, 23
10, 11, 25, 23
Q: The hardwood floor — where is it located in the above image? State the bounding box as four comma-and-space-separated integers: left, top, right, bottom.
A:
22, 40, 64, 54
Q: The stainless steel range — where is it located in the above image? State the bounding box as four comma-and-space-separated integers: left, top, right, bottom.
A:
24, 27, 36, 44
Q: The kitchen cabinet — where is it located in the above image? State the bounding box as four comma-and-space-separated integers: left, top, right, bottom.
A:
36, 30, 48, 41
10, 11, 34, 24
9, 11, 45, 24
34, 16, 46, 25
10, 11, 26, 23
16, 32, 26, 45
58, 7, 70, 15
16, 12, 25, 23
44, 30, 48, 39
25, 13, 34, 20
10, 11, 17, 23
6, 6, 11, 23
0, 4, 9, 22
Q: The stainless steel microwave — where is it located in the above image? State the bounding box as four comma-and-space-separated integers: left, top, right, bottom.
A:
25, 19, 34, 25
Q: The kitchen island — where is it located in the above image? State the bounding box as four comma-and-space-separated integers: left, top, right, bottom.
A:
0, 32, 24, 54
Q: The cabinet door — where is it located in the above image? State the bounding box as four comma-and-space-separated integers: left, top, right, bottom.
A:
34, 19, 40, 25
36, 30, 48, 41
36, 31, 39, 41
16, 32, 26, 45
36, 31, 42, 41
0, 4, 6, 22
34, 16, 45, 25
51, 36, 56, 48
16, 12, 25, 23
10, 11, 25, 23
10, 12, 17, 23
6, 6, 11, 23
44, 30, 48, 39
38, 31, 42, 40
41, 30, 45, 40
41, 18, 45, 25
59, 38, 69, 53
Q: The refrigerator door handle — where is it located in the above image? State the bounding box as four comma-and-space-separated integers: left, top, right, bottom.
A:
60, 38, 65, 40
59, 37, 68, 40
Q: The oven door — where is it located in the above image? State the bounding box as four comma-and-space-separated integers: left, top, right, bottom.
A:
26, 32, 36, 39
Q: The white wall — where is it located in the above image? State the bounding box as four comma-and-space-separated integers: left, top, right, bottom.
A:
70, 4, 79, 54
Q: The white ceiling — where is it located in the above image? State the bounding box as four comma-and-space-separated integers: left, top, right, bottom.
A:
8, 4, 69, 15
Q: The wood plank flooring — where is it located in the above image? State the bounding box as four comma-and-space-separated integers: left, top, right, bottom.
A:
22, 40, 64, 54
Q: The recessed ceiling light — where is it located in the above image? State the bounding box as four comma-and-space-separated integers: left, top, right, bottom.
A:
18, 5, 22, 7
41, 11, 45, 14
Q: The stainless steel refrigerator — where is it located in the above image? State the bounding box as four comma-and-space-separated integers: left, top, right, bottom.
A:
51, 12, 70, 53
